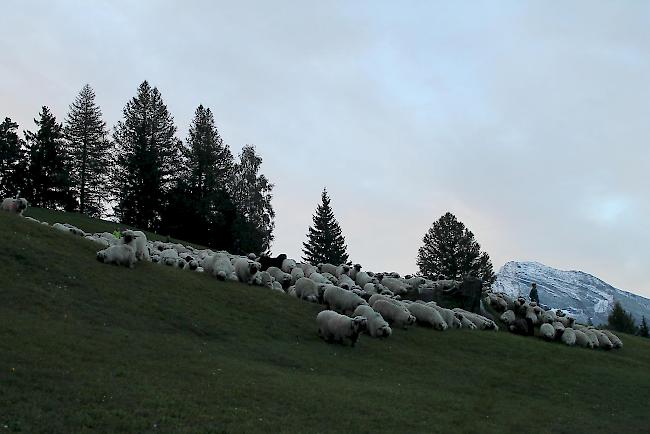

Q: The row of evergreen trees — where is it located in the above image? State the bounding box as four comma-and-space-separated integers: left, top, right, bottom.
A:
302, 189, 495, 284
607, 301, 649, 338
0, 82, 275, 254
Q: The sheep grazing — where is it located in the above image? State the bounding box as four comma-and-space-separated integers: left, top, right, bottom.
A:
294, 277, 319, 303
160, 248, 179, 266
337, 274, 356, 290
373, 299, 416, 329
539, 323, 556, 341
573, 329, 594, 349
323, 285, 368, 315
122, 230, 150, 261
500, 310, 516, 325
407, 303, 448, 330
1, 197, 28, 215
316, 310, 367, 346
318, 263, 338, 276
234, 257, 259, 285
96, 244, 136, 268
353, 305, 392, 338
453, 309, 498, 331
267, 266, 292, 289
429, 304, 461, 329
601, 330, 623, 349
290, 267, 305, 285
202, 253, 237, 281
592, 329, 614, 350
258, 253, 287, 271
561, 328, 576, 346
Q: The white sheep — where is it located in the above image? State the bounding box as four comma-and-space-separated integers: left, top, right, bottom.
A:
500, 310, 516, 325
539, 323, 556, 341
348, 264, 362, 280
337, 274, 356, 290
296, 262, 317, 278
290, 267, 305, 285
353, 305, 392, 338
408, 303, 448, 330
267, 266, 292, 289
316, 310, 367, 346
601, 330, 623, 349
319, 263, 338, 276
96, 244, 136, 268
380, 277, 409, 296
561, 328, 576, 346
281, 258, 297, 274
234, 257, 259, 284
321, 272, 339, 284
160, 248, 179, 266
355, 271, 373, 288
453, 309, 498, 331
308, 272, 330, 285
203, 253, 237, 281
592, 329, 614, 350
254, 271, 274, 288
372, 299, 416, 329
428, 303, 461, 329
294, 277, 320, 303
122, 230, 150, 261
1, 197, 28, 215
323, 285, 367, 314
573, 329, 594, 349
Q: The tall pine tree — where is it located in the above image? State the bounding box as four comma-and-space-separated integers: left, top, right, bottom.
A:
416, 212, 495, 285
112, 81, 183, 230
607, 301, 636, 334
302, 188, 349, 265
64, 84, 112, 217
163, 105, 237, 249
231, 145, 275, 254
0, 117, 27, 198
24, 107, 73, 209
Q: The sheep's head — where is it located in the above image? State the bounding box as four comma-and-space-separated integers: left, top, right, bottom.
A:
407, 315, 416, 326
354, 264, 362, 271
379, 325, 392, 337
96, 251, 106, 262
17, 198, 27, 210
352, 316, 367, 333
249, 262, 258, 275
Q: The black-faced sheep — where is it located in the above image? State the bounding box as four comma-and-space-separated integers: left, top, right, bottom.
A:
353, 305, 392, 338
316, 310, 367, 346
234, 257, 259, 284
122, 230, 150, 261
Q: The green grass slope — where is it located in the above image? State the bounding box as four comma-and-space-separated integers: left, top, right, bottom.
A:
2, 210, 650, 433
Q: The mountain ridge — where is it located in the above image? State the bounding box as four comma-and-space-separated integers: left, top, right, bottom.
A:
493, 260, 650, 325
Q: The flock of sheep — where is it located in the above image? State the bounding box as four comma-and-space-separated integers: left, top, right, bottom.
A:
2, 196, 624, 350
484, 291, 623, 350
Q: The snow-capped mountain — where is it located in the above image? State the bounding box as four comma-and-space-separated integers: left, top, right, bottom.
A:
493, 261, 650, 325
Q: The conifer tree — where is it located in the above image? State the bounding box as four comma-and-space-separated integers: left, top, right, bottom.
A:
416, 212, 495, 285
302, 188, 349, 265
163, 105, 237, 249
64, 84, 112, 217
112, 81, 183, 230
24, 107, 73, 209
0, 117, 27, 198
230, 145, 275, 254
638, 316, 649, 338
607, 301, 637, 334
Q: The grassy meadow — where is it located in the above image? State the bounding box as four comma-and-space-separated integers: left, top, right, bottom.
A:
1, 209, 650, 433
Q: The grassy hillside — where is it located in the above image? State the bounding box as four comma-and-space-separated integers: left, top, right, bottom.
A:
2, 210, 650, 433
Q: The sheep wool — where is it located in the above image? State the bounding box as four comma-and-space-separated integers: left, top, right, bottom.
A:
122, 230, 150, 261
96, 244, 136, 268
234, 257, 259, 285
408, 303, 448, 331
323, 285, 367, 314
573, 329, 594, 349
373, 299, 416, 329
539, 323, 556, 341
561, 328, 576, 346
316, 310, 367, 346
1, 197, 28, 215
353, 305, 392, 338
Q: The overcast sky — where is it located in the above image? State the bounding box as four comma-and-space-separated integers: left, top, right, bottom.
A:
2, 1, 649, 296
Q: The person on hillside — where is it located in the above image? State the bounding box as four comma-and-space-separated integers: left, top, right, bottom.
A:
529, 282, 540, 304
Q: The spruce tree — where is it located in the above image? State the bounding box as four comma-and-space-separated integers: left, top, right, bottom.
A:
112, 81, 183, 230
607, 301, 637, 334
0, 117, 27, 198
416, 212, 495, 284
638, 316, 649, 338
302, 188, 349, 265
24, 107, 73, 209
64, 84, 112, 217
231, 145, 275, 254
163, 105, 237, 249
